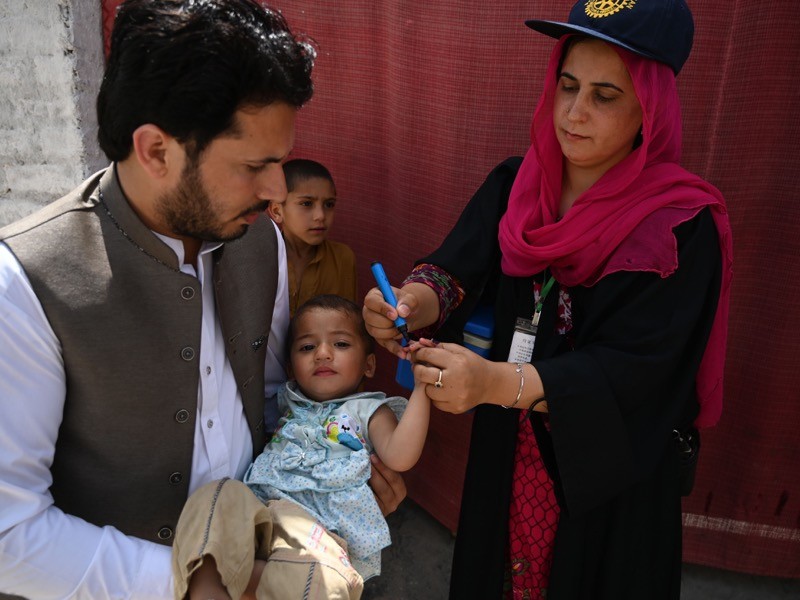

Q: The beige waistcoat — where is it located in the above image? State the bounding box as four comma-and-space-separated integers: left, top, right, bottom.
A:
0, 166, 279, 545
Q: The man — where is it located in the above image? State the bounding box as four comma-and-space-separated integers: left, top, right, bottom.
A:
0, 1, 404, 598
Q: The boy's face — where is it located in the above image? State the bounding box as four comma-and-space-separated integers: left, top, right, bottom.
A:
270, 177, 336, 246
289, 307, 376, 401
269, 176, 336, 247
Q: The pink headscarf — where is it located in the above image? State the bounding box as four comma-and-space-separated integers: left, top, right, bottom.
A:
498, 37, 733, 428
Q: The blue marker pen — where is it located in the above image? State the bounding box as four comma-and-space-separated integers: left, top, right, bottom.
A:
370, 261, 411, 346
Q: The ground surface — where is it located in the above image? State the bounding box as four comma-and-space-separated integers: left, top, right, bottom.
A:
363, 499, 800, 600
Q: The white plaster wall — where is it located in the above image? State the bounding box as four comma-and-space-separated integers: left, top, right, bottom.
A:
0, 0, 104, 228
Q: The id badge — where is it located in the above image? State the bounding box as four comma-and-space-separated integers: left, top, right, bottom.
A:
507, 316, 537, 363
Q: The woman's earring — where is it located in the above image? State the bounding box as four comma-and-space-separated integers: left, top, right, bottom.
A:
633, 127, 643, 150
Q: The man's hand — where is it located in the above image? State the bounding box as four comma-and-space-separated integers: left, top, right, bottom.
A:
368, 454, 407, 515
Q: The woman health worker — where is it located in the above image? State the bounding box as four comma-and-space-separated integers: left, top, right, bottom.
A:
363, 0, 733, 598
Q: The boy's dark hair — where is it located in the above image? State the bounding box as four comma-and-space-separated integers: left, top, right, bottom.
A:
289, 294, 374, 355
98, 0, 315, 161
283, 158, 335, 193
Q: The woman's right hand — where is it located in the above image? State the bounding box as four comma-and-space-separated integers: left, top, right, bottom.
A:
363, 285, 422, 358
363, 281, 441, 358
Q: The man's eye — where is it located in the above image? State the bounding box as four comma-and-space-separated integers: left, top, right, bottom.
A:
246, 164, 265, 173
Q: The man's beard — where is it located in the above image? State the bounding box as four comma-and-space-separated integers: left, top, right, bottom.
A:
157, 160, 258, 243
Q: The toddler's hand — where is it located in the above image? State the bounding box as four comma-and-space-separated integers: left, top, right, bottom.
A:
409, 338, 438, 386
408, 337, 437, 357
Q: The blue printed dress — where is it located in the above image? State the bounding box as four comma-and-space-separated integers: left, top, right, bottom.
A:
244, 381, 407, 580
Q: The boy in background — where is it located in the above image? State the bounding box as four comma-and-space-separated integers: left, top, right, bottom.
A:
269, 159, 358, 315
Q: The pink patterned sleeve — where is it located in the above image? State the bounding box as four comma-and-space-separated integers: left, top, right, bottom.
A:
402, 263, 465, 338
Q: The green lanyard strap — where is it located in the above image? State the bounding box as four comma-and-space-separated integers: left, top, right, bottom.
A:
535, 272, 556, 314
532, 271, 556, 327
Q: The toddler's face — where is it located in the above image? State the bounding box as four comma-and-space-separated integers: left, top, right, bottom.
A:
279, 176, 337, 247
290, 308, 376, 401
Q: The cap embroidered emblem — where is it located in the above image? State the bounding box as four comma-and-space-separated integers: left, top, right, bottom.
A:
585, 0, 636, 18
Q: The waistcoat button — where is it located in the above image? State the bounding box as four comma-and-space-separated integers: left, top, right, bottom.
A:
180, 286, 195, 300
175, 409, 190, 423
181, 346, 195, 361
169, 472, 183, 485
157, 526, 173, 540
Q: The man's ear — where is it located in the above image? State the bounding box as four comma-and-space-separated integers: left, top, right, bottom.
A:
363, 353, 377, 379
267, 200, 284, 224
131, 124, 180, 180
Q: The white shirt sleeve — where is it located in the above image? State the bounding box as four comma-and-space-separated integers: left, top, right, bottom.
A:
263, 221, 290, 432
0, 243, 174, 600
264, 219, 289, 398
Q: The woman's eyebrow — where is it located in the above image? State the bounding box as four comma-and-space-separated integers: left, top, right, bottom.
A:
559, 71, 624, 93
592, 81, 624, 93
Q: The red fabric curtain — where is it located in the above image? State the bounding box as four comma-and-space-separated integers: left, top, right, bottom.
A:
101, 0, 800, 578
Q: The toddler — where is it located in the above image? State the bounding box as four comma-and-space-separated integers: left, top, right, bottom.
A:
172, 294, 431, 599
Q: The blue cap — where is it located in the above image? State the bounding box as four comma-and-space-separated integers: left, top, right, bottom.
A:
525, 0, 694, 74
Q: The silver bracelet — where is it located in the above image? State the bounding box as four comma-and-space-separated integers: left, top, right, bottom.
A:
503, 363, 525, 409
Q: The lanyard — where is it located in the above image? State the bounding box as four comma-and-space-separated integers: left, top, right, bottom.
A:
532, 271, 556, 327
507, 270, 556, 365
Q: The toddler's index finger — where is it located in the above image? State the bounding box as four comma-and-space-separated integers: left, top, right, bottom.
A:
407, 339, 433, 366
407, 338, 435, 352
416, 337, 438, 348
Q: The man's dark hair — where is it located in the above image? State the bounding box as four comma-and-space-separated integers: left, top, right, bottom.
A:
283, 158, 335, 194
98, 0, 315, 161
289, 294, 374, 355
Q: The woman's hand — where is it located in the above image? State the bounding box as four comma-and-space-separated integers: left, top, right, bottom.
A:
368, 454, 407, 515
413, 343, 547, 414
362, 286, 415, 358
411, 342, 495, 414
362, 282, 439, 358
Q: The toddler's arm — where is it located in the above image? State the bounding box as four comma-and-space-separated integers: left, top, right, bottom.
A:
368, 342, 432, 472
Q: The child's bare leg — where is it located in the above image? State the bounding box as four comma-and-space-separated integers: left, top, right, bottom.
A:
241, 559, 267, 600
187, 556, 231, 600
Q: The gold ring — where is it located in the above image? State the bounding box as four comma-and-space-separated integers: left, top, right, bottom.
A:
434, 369, 443, 388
